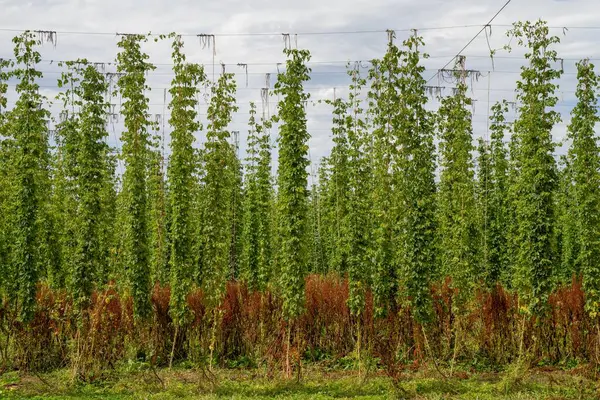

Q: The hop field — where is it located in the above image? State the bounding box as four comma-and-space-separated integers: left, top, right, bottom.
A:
0, 17, 600, 397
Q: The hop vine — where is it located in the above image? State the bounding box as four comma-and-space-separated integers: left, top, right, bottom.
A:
274, 48, 312, 320
116, 33, 156, 320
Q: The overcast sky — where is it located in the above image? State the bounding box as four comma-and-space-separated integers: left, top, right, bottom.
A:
0, 0, 599, 177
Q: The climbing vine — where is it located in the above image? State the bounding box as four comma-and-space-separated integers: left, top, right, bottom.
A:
241, 102, 273, 290
345, 64, 372, 317
321, 94, 351, 276
0, 57, 12, 297
116, 33, 155, 320
5, 32, 52, 322
565, 59, 600, 315
480, 100, 511, 287
202, 69, 238, 307
507, 20, 562, 314
367, 32, 401, 317
436, 56, 478, 307
393, 33, 437, 323
56, 60, 112, 311
166, 35, 206, 325
274, 48, 312, 320
148, 144, 168, 285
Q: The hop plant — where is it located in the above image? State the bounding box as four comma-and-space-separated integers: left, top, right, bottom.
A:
4, 32, 52, 322
166, 35, 206, 325
436, 57, 478, 309
116, 34, 155, 320
274, 48, 312, 320
565, 59, 600, 315
507, 20, 562, 315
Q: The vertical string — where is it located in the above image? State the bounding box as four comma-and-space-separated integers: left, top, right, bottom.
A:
486, 72, 491, 142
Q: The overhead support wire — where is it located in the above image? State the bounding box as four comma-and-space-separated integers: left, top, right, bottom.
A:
0, 25, 484, 37
427, 0, 513, 83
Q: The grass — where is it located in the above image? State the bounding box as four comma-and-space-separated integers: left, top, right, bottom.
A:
0, 364, 598, 399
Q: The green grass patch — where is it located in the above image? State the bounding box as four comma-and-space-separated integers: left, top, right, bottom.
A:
1, 365, 597, 399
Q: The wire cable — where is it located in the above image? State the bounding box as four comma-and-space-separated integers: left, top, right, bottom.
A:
0, 24, 484, 37
427, 0, 513, 83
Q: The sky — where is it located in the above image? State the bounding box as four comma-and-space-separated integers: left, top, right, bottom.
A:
0, 0, 599, 177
